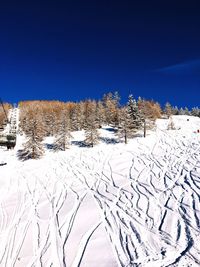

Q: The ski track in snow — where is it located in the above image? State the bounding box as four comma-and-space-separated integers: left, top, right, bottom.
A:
0, 116, 200, 266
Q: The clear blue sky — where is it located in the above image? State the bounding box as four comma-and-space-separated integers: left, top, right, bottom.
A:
0, 0, 200, 108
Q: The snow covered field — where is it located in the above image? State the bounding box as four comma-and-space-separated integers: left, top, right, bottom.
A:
0, 115, 200, 267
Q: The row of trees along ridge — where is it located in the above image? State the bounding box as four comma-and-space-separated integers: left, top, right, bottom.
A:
16, 92, 162, 159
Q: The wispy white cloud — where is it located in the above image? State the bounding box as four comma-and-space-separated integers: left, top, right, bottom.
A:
156, 59, 200, 74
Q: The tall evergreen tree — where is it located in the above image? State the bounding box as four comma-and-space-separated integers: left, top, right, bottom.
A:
70, 102, 85, 131
102, 92, 120, 126
171, 106, 179, 115
44, 110, 57, 136
184, 107, 190, 115
96, 101, 106, 128
127, 95, 143, 131
116, 107, 132, 144
19, 111, 45, 160
164, 102, 173, 118
179, 107, 185, 115
84, 101, 99, 147
54, 110, 72, 151
138, 98, 161, 137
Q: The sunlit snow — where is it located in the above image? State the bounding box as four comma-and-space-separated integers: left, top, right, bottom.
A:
0, 115, 200, 267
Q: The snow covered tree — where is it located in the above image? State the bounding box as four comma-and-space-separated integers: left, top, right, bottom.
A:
44, 110, 58, 136
102, 92, 120, 126
171, 106, 179, 115
84, 101, 100, 147
127, 95, 143, 131
54, 110, 72, 151
96, 100, 106, 128
179, 107, 185, 115
69, 102, 85, 131
167, 117, 176, 130
0, 102, 11, 129
164, 102, 173, 118
19, 110, 45, 160
85, 127, 99, 147
112, 91, 120, 127
138, 98, 161, 137
116, 107, 133, 144
184, 107, 190, 115
191, 107, 200, 117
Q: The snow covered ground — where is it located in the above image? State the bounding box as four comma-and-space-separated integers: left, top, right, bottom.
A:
0, 115, 200, 267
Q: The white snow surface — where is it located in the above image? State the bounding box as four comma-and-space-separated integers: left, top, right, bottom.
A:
0, 115, 200, 267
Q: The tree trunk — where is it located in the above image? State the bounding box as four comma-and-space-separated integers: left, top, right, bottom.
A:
144, 120, 146, 138
125, 130, 127, 144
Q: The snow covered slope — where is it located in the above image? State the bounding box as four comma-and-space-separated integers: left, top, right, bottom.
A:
0, 115, 200, 267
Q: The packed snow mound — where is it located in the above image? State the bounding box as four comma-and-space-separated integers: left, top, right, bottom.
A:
0, 115, 200, 267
